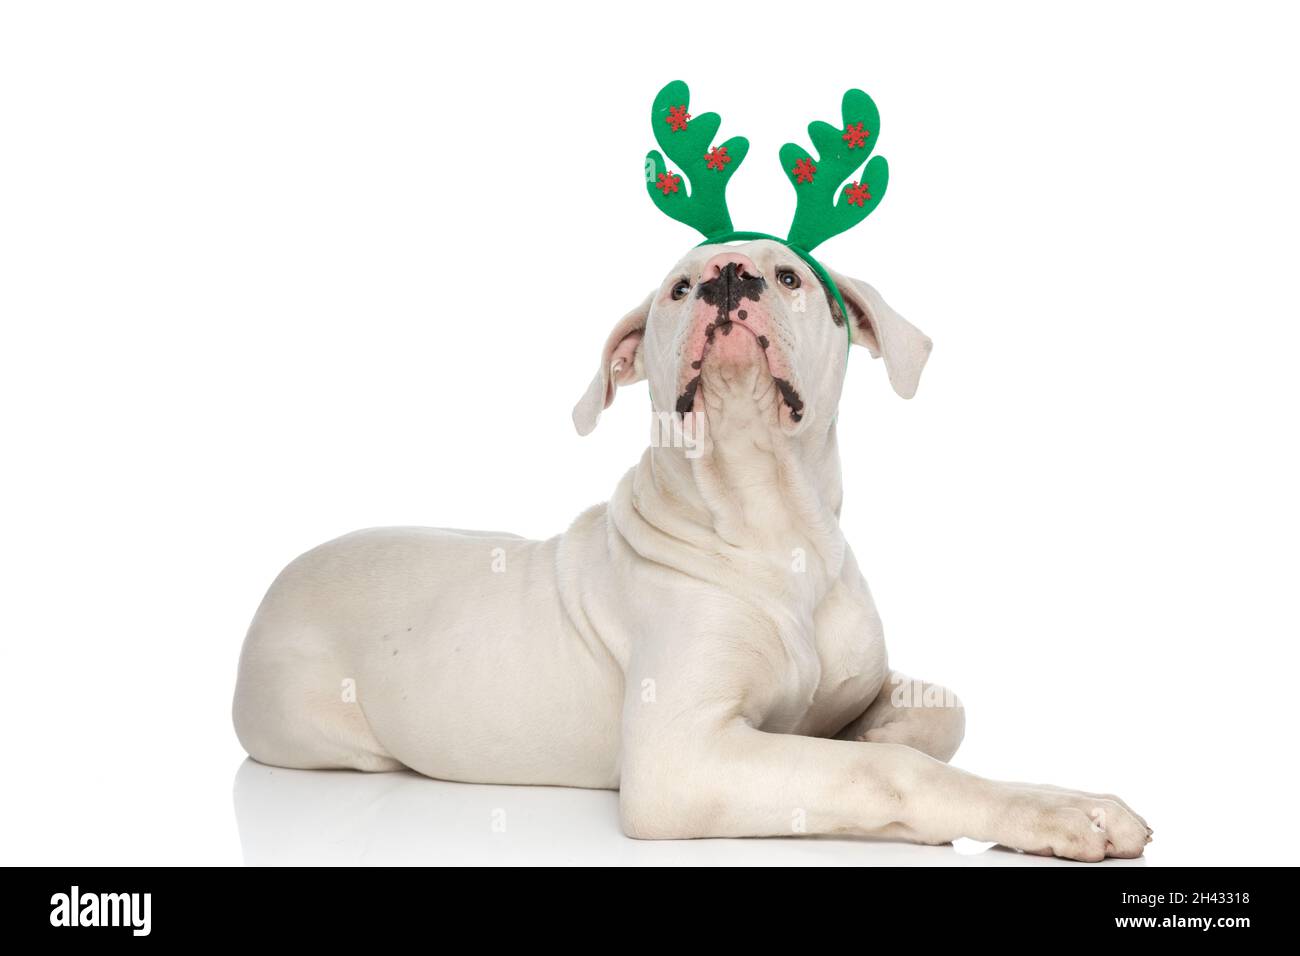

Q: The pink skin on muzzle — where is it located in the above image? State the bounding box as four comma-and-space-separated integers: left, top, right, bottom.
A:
676, 252, 804, 425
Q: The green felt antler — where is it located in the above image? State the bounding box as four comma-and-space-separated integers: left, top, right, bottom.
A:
779, 89, 889, 252
645, 80, 749, 238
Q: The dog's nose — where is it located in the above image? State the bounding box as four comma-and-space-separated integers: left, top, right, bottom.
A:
701, 252, 760, 283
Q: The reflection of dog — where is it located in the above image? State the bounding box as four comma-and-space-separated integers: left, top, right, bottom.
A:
233, 240, 1150, 860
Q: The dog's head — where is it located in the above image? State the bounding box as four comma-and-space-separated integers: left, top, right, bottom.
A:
572, 239, 931, 438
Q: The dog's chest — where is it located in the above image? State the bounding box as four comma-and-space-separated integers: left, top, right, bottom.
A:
760, 585, 888, 737
808, 618, 888, 735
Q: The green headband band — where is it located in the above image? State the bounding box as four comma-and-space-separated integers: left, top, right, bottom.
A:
645, 80, 890, 358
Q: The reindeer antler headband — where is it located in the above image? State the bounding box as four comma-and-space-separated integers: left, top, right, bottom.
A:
645, 80, 889, 353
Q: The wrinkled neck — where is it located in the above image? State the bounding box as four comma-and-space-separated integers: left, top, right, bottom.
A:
630, 395, 846, 578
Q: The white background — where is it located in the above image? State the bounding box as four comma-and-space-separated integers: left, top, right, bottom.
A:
2, 1, 1296, 866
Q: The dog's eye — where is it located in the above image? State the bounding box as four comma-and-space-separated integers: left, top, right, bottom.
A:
670, 279, 691, 300
776, 268, 801, 290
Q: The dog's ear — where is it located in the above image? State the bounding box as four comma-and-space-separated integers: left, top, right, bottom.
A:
572, 292, 653, 435
826, 268, 932, 399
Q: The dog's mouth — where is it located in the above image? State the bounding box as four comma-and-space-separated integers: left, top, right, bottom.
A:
674, 312, 805, 425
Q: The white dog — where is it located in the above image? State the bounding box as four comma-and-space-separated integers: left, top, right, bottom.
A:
233, 240, 1151, 860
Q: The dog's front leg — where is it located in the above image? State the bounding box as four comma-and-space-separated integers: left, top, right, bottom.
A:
622, 720, 1148, 859
834, 670, 966, 762
619, 620, 1149, 860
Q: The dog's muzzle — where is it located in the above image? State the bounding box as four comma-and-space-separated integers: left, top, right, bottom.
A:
674, 253, 805, 425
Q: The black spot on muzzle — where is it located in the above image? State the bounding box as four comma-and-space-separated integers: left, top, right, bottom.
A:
675, 374, 701, 415
772, 378, 804, 423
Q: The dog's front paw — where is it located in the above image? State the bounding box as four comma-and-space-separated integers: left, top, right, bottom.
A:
999, 786, 1152, 862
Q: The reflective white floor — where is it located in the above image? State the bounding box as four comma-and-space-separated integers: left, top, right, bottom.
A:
232, 760, 1147, 867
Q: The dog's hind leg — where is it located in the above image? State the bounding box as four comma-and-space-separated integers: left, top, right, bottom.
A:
834, 671, 965, 763
233, 647, 404, 772
233, 607, 404, 773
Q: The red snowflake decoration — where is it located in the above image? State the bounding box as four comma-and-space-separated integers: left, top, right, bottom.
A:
656, 171, 682, 195
704, 146, 731, 171
845, 181, 872, 207
792, 158, 817, 184
842, 123, 870, 149
665, 105, 691, 132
